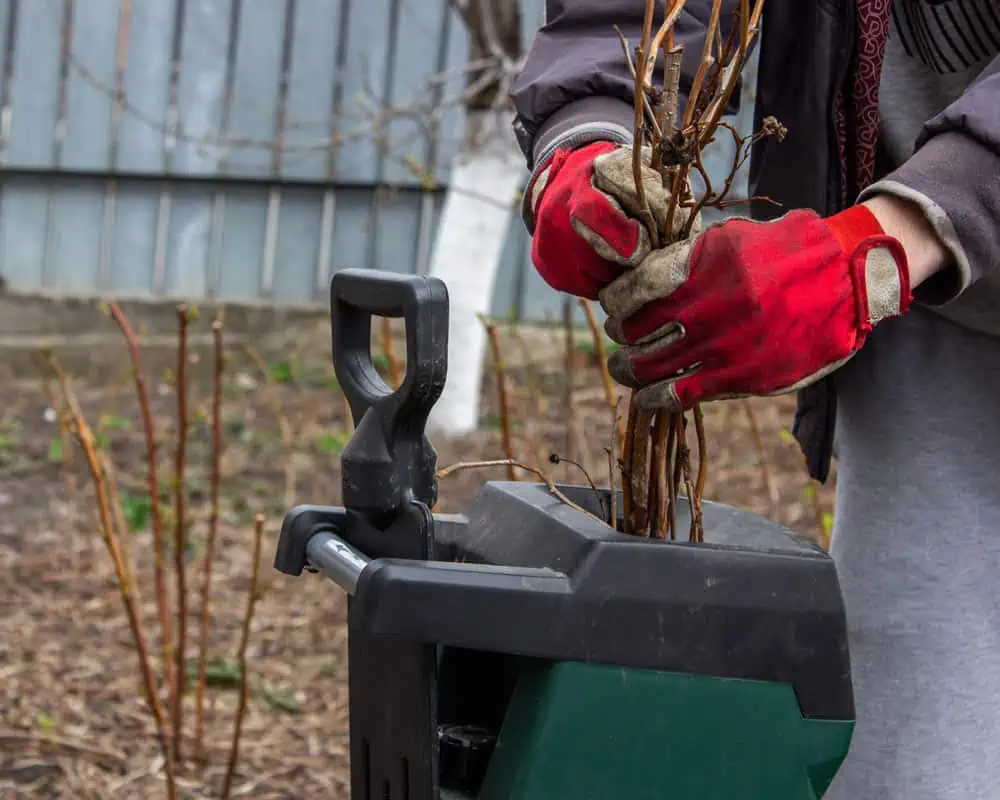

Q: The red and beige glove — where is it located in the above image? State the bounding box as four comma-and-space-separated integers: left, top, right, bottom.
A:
599, 205, 913, 411
528, 141, 699, 299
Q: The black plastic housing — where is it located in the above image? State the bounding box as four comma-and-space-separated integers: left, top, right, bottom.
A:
348, 482, 853, 723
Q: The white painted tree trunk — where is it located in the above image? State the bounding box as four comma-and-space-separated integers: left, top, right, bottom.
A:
426, 110, 526, 437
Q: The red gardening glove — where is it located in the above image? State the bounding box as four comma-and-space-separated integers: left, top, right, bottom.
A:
599, 205, 913, 410
528, 141, 697, 300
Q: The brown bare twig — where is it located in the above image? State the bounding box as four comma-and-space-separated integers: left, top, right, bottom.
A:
482, 319, 516, 480
614, 0, 775, 541
195, 317, 225, 765
107, 302, 177, 722
171, 304, 190, 764
380, 316, 403, 389
579, 299, 625, 446
436, 459, 605, 525
41, 351, 177, 800
742, 399, 779, 516
221, 514, 266, 800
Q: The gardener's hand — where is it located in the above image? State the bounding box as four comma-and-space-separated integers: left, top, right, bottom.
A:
599, 204, 914, 411
528, 141, 699, 299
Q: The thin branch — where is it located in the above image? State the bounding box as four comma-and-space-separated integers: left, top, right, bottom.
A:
628, 409, 654, 536
380, 316, 403, 389
482, 319, 516, 480
562, 298, 582, 467
650, 413, 671, 539
666, 416, 679, 539
221, 514, 266, 800
107, 303, 176, 710
549, 452, 608, 522
613, 26, 662, 138
171, 304, 190, 765
621, 400, 638, 534
41, 352, 176, 800
742, 399, 778, 517
682, 0, 723, 128
435, 459, 605, 525
646, 0, 689, 85
195, 317, 226, 765
630, 1, 661, 249
579, 299, 625, 446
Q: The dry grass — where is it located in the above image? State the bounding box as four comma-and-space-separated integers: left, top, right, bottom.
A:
0, 311, 834, 798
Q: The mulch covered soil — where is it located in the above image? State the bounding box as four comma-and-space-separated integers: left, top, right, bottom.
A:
0, 313, 835, 798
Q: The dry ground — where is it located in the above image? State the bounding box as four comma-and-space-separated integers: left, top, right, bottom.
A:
0, 308, 835, 798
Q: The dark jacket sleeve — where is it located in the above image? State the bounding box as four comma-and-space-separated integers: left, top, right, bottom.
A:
858, 55, 1000, 304
510, 0, 742, 229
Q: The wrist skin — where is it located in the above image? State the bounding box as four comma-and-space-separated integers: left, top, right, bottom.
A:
861, 193, 952, 290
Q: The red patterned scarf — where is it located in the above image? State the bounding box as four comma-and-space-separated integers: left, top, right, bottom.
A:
835, 0, 894, 205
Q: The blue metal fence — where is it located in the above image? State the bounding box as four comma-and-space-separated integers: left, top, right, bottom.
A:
0, 0, 756, 321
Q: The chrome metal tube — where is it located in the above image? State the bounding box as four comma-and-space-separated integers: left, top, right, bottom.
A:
305, 530, 371, 595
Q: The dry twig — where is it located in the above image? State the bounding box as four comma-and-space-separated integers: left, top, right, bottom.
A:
195, 317, 226, 764
579, 299, 625, 447
41, 351, 177, 800
171, 304, 190, 764
742, 399, 779, 517
108, 302, 177, 737
482, 319, 517, 481
221, 514, 266, 800
436, 459, 604, 524
380, 316, 403, 389
615, 0, 776, 542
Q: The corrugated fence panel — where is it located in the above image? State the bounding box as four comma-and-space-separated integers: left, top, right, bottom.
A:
216, 2, 292, 301
381, 0, 449, 186
222, 2, 287, 179
109, 180, 161, 295
0, 0, 10, 103
50, 0, 125, 295
164, 182, 213, 298
117, 1, 173, 173
5, 0, 61, 169
279, 0, 343, 182
61, 0, 120, 172
273, 185, 325, 303
329, 186, 378, 272
335, 0, 392, 185
0, 0, 762, 324
162, 0, 234, 299
173, 0, 231, 178
48, 175, 105, 293
109, 2, 176, 295
431, 4, 469, 184
0, 0, 61, 292
373, 188, 422, 275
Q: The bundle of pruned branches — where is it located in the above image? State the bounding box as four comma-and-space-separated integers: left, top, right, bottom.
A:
612, 0, 784, 542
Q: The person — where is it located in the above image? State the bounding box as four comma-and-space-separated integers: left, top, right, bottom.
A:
510, 1, 1000, 797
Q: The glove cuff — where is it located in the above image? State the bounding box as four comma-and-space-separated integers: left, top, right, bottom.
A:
524, 141, 620, 232
827, 205, 912, 332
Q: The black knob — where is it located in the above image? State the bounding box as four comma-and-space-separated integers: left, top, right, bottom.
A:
438, 724, 497, 794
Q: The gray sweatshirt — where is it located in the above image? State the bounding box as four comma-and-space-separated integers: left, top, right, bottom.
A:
863, 0, 1000, 337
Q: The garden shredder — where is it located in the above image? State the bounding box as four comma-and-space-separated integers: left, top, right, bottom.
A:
274, 268, 856, 800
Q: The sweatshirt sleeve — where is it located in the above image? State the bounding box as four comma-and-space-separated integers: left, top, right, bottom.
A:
510, 0, 742, 231
858, 55, 1000, 306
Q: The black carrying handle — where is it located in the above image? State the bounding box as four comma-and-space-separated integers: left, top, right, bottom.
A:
330, 268, 449, 519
